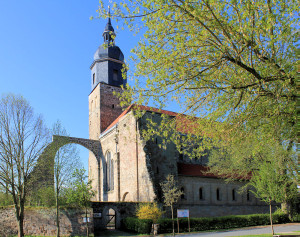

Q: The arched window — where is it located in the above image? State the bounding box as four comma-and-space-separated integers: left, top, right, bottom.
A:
216, 188, 220, 201
247, 189, 250, 201
180, 187, 185, 200
199, 187, 204, 200
106, 151, 114, 191
232, 189, 236, 201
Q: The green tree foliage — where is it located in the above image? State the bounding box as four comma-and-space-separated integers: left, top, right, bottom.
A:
97, 0, 298, 212
97, 0, 297, 144
0, 94, 49, 237
160, 174, 183, 236
248, 159, 296, 235
66, 168, 95, 237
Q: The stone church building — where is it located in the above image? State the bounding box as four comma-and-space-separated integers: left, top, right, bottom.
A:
87, 17, 268, 218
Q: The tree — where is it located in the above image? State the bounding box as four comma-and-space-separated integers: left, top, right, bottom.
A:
97, 0, 298, 211
66, 168, 96, 237
160, 174, 183, 236
97, 0, 297, 143
208, 133, 298, 214
0, 94, 49, 237
50, 121, 81, 237
249, 159, 296, 235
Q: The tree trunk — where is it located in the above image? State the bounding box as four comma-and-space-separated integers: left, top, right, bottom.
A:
17, 217, 24, 237
15, 199, 25, 237
171, 204, 175, 236
16, 210, 24, 237
85, 207, 89, 237
56, 191, 60, 237
269, 201, 274, 236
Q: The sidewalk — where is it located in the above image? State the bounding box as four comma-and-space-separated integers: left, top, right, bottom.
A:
97, 223, 300, 236
160, 223, 300, 237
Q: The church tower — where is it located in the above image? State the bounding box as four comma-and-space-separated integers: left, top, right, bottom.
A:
88, 16, 126, 140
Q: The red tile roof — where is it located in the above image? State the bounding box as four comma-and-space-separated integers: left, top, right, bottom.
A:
178, 163, 219, 178
103, 104, 180, 133
177, 163, 251, 180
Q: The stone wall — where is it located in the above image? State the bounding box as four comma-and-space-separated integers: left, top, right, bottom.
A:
0, 207, 93, 237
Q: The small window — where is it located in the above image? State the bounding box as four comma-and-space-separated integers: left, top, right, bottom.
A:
93, 73, 95, 84
232, 189, 236, 201
199, 187, 204, 200
216, 188, 220, 201
180, 187, 185, 200
113, 69, 118, 81
112, 104, 114, 109
247, 189, 250, 201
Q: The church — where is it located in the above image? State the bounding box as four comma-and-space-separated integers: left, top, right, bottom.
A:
87, 17, 268, 218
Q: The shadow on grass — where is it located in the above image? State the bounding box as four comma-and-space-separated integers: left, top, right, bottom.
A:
95, 229, 139, 236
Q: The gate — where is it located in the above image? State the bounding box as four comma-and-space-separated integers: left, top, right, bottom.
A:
106, 208, 116, 229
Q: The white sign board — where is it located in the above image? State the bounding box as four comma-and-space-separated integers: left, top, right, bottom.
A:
83, 217, 90, 223
93, 213, 102, 218
177, 209, 189, 218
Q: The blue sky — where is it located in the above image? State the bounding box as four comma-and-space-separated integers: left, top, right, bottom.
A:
0, 1, 139, 170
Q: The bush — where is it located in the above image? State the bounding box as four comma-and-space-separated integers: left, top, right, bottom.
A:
122, 213, 289, 234
136, 202, 163, 223
122, 217, 152, 233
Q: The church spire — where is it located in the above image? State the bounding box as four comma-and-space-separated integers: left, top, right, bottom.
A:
102, 7, 116, 45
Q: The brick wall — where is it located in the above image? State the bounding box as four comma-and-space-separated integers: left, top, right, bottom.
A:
0, 207, 93, 237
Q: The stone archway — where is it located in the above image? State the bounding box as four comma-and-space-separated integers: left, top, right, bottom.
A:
31, 135, 103, 201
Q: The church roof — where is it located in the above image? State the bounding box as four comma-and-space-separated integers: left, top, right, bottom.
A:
103, 104, 179, 133
178, 163, 251, 180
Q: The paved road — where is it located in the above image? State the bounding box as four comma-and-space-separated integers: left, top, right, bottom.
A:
162, 223, 300, 237
98, 223, 300, 236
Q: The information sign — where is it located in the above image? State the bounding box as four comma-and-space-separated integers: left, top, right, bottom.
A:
93, 213, 102, 218
177, 209, 189, 218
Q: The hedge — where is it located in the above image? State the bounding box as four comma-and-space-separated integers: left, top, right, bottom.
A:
122, 213, 289, 234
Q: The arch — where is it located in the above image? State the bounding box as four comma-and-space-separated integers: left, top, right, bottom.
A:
122, 192, 129, 201
32, 135, 103, 201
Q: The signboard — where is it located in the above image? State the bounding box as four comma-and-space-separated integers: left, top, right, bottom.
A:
93, 213, 102, 218
83, 217, 90, 223
177, 209, 189, 218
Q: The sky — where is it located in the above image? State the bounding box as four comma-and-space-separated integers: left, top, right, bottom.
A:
0, 1, 139, 171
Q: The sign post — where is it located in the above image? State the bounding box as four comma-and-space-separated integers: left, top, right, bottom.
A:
177, 209, 190, 233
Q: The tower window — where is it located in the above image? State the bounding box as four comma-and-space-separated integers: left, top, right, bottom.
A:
93, 73, 95, 84
113, 69, 118, 81
112, 104, 114, 109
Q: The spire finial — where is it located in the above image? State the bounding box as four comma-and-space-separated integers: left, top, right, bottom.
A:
102, 3, 115, 44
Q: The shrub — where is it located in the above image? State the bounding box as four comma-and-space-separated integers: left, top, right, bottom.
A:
136, 202, 163, 223
122, 217, 152, 233
123, 213, 289, 234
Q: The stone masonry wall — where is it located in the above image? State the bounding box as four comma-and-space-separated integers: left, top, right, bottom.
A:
0, 207, 93, 237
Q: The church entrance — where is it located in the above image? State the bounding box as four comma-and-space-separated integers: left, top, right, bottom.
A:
106, 208, 116, 229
